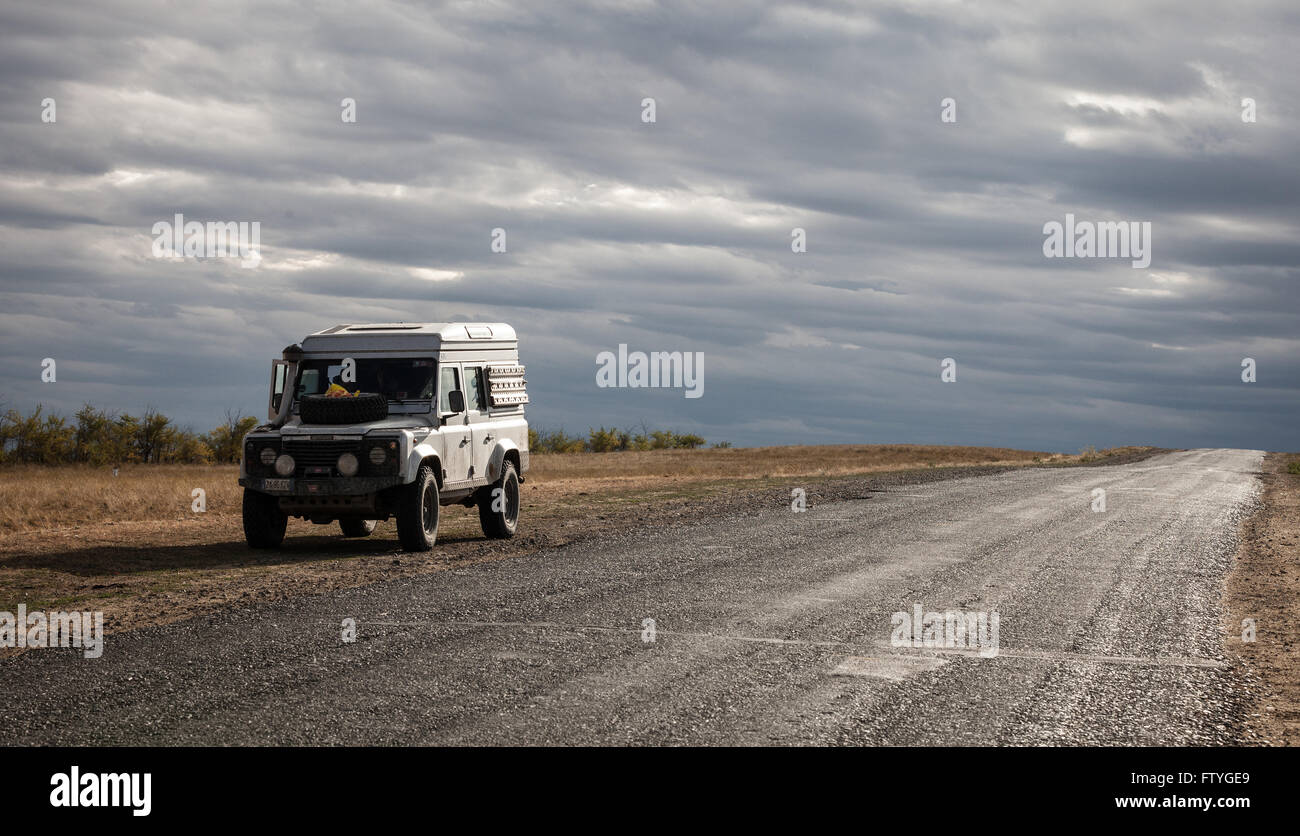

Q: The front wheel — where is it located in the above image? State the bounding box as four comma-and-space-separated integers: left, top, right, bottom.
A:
243, 488, 287, 549
478, 460, 520, 539
396, 465, 440, 551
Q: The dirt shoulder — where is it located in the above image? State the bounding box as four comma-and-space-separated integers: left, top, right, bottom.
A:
0, 445, 1165, 648
1224, 451, 1300, 746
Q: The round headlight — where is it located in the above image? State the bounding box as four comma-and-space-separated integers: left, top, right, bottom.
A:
337, 452, 359, 477
368, 446, 387, 466
259, 446, 277, 466
274, 454, 295, 476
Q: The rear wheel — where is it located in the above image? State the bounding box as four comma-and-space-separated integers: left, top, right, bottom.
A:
396, 465, 439, 551
339, 517, 377, 537
478, 460, 520, 539
242, 488, 287, 549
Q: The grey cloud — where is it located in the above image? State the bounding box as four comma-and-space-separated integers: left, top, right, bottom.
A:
0, 0, 1296, 451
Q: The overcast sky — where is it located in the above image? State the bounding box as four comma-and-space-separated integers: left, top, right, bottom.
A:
2, 0, 1296, 452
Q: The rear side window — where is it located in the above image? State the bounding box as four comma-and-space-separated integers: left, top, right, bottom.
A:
464, 367, 487, 412
439, 366, 460, 413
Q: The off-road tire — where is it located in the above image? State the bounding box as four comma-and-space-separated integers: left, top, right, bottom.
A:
299, 393, 388, 425
243, 488, 287, 548
339, 517, 377, 537
396, 465, 439, 551
478, 460, 520, 539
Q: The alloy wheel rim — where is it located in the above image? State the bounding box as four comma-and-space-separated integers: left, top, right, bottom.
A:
422, 483, 436, 533
505, 474, 519, 526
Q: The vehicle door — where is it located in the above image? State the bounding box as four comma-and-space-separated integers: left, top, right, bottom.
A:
437, 363, 473, 485
462, 364, 494, 482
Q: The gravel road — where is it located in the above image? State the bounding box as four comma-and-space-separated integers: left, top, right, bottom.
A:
0, 448, 1264, 745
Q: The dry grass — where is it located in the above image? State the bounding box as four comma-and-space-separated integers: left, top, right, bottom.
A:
0, 464, 244, 533
528, 443, 1068, 481
531, 444, 1167, 484
0, 444, 1150, 533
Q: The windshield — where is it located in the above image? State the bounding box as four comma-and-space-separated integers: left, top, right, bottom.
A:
296, 358, 437, 404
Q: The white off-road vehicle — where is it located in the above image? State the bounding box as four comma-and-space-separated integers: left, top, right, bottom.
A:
238, 323, 529, 552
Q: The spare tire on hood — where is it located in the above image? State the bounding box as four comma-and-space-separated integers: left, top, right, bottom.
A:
299, 393, 388, 425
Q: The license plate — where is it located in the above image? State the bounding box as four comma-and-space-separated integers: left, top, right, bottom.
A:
263, 478, 291, 491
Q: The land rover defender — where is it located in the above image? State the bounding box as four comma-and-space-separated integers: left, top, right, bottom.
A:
238, 323, 529, 551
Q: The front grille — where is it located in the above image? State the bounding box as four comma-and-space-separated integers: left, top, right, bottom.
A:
283, 439, 360, 473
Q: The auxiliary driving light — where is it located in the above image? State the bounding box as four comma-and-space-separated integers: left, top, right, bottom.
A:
274, 453, 295, 476
259, 446, 277, 466
368, 446, 387, 466
337, 452, 359, 477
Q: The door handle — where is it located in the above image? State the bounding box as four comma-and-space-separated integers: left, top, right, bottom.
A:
459, 438, 470, 447
483, 434, 494, 443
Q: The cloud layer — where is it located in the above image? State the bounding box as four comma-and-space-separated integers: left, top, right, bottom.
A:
2, 0, 1297, 451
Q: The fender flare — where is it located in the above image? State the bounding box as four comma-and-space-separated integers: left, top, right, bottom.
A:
486, 438, 521, 484
407, 441, 442, 485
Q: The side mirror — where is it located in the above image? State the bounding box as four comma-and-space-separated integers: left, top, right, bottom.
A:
447, 389, 466, 414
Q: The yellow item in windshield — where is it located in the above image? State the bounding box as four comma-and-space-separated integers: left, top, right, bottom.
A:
325, 383, 358, 398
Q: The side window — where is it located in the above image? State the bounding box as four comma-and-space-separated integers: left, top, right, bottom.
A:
439, 366, 460, 413
298, 368, 320, 396
464, 367, 487, 412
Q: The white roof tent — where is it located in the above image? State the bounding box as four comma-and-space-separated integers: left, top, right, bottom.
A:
301, 322, 518, 354
293, 322, 527, 409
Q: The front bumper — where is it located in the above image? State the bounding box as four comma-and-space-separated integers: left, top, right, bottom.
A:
239, 475, 405, 496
